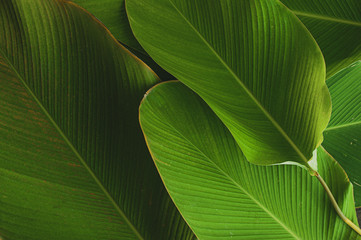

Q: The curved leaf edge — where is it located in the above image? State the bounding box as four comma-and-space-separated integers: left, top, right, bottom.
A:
139, 80, 360, 239
127, 0, 331, 169
67, 1, 160, 81
138, 80, 198, 239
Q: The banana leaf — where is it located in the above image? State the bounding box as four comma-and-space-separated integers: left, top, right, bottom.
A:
0, 0, 194, 239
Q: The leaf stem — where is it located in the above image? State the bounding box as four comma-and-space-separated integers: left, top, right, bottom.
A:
315, 172, 361, 236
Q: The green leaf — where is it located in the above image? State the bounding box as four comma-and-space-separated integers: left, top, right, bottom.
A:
72, 0, 361, 78
0, 0, 194, 239
70, 0, 174, 81
323, 61, 361, 207
281, 0, 361, 77
71, 0, 143, 52
139, 81, 360, 239
127, 0, 331, 168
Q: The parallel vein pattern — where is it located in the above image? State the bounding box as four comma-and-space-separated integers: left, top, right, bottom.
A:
127, 0, 331, 167
140, 82, 360, 240
281, 0, 361, 77
0, 0, 194, 239
0, 54, 136, 239
323, 61, 361, 207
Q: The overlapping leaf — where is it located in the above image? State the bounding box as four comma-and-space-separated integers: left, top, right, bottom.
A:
127, 0, 331, 168
71, 0, 361, 79
281, 0, 361, 77
323, 61, 361, 207
0, 0, 194, 239
140, 81, 360, 240
70, 0, 174, 81
71, 0, 142, 52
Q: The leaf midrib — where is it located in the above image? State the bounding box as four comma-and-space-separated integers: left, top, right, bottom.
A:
153, 105, 301, 239
168, 0, 311, 165
0, 48, 143, 240
325, 121, 361, 131
292, 11, 361, 27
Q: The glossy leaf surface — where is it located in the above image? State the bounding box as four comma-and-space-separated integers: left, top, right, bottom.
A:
0, 0, 193, 239
323, 61, 361, 207
281, 0, 361, 77
140, 81, 360, 240
127, 0, 331, 167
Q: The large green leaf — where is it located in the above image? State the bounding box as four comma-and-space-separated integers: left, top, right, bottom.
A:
75, 0, 361, 78
140, 81, 360, 239
323, 61, 361, 207
127, 0, 331, 168
0, 0, 194, 239
281, 0, 361, 77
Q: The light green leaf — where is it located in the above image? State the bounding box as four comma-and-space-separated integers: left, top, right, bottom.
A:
323, 61, 361, 207
0, 0, 194, 239
140, 81, 360, 240
281, 0, 361, 77
127, 0, 331, 168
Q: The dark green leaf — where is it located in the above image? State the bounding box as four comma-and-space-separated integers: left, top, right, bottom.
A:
323, 61, 361, 207
281, 0, 361, 77
0, 0, 193, 239
71, 0, 143, 52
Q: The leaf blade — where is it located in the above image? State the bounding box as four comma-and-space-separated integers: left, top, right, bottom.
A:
140, 81, 360, 239
0, 0, 194, 239
323, 61, 361, 207
281, 0, 361, 77
127, 0, 331, 167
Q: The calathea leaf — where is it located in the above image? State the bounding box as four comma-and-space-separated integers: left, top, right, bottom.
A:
139, 81, 360, 240
127, 0, 331, 169
74, 0, 361, 79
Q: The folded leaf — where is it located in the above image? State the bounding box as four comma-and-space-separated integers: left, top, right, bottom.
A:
0, 0, 194, 239
323, 61, 361, 207
127, 0, 331, 168
140, 81, 360, 240
281, 0, 361, 77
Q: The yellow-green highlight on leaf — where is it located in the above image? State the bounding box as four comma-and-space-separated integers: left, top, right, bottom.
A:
140, 81, 360, 240
0, 0, 194, 239
127, 0, 332, 168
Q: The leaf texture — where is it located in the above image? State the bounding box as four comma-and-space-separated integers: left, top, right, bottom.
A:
323, 61, 361, 207
71, 0, 143, 52
127, 0, 332, 167
70, 0, 174, 81
281, 0, 361, 77
0, 0, 194, 239
140, 81, 360, 240
74, 0, 361, 79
